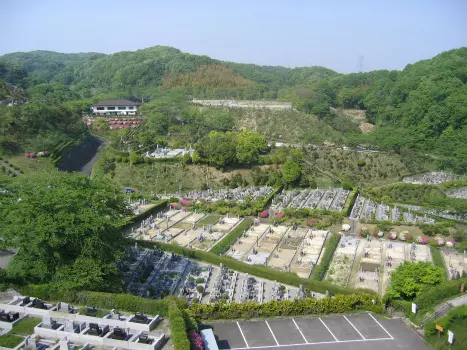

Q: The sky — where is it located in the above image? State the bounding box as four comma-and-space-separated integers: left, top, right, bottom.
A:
1, 0, 467, 73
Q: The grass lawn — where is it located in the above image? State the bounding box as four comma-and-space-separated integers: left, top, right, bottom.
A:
12, 317, 41, 335
0, 334, 24, 348
425, 317, 467, 349
7, 155, 55, 174
196, 215, 220, 226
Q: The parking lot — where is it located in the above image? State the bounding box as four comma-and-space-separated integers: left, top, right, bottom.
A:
210, 313, 431, 350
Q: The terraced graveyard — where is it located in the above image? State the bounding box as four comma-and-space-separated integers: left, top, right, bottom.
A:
225, 221, 329, 278
271, 188, 351, 211
350, 194, 436, 224
130, 209, 242, 251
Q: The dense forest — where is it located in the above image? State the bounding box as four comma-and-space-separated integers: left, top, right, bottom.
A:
0, 46, 466, 172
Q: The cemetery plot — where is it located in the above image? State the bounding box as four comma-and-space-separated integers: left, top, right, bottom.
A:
122, 248, 192, 299
325, 236, 359, 286
144, 145, 194, 159
127, 198, 152, 215
226, 223, 270, 261
398, 203, 467, 223
350, 195, 435, 224
272, 188, 351, 212
182, 186, 274, 202
118, 248, 320, 305
268, 227, 308, 272
290, 229, 329, 279
441, 248, 466, 280
179, 265, 213, 304
352, 238, 383, 293
207, 264, 307, 305
446, 187, 467, 199
403, 171, 465, 185
245, 225, 288, 265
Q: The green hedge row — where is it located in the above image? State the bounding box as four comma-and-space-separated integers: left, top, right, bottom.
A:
311, 234, 340, 280
430, 246, 448, 278
209, 218, 253, 255
190, 293, 381, 320
413, 278, 467, 311
136, 240, 355, 295
343, 188, 358, 216
17, 284, 188, 317
168, 301, 191, 350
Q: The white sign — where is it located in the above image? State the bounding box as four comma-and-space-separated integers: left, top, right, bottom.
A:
448, 330, 454, 344
411, 303, 417, 314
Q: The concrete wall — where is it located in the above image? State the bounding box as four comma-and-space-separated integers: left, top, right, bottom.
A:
192, 99, 292, 110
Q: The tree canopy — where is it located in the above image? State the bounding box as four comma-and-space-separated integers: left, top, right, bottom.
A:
0, 171, 131, 291
387, 262, 445, 301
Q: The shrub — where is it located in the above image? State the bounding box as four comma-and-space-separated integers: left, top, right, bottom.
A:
414, 278, 467, 311
190, 293, 379, 320
168, 301, 190, 350
259, 209, 269, 218
311, 234, 339, 280
209, 218, 253, 255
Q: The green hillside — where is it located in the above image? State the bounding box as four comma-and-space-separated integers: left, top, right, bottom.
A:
1, 46, 466, 172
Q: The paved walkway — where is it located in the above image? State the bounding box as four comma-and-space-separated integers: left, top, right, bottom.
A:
0, 159, 20, 176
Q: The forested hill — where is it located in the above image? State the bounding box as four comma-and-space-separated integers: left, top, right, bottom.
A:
1, 45, 466, 172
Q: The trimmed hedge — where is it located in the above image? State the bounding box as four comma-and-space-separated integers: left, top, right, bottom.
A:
190, 293, 380, 320
209, 218, 253, 255
343, 188, 358, 217
168, 301, 191, 350
136, 240, 356, 295
430, 246, 448, 278
413, 278, 467, 311
311, 234, 340, 280
17, 285, 188, 317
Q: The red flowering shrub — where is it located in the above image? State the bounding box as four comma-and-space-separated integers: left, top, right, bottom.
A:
189, 331, 205, 350
259, 210, 269, 218
276, 212, 285, 218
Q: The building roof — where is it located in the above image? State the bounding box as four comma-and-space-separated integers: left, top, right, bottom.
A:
93, 99, 140, 106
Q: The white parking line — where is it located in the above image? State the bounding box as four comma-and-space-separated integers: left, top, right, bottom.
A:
230, 337, 393, 350
237, 322, 249, 348
343, 315, 365, 339
318, 317, 338, 342
368, 313, 394, 339
265, 320, 279, 346
292, 318, 308, 344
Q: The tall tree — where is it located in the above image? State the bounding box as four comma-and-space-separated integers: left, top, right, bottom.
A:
0, 171, 131, 291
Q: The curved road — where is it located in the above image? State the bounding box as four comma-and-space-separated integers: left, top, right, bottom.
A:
78, 136, 109, 175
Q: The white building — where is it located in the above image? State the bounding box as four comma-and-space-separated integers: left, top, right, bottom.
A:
91, 99, 140, 116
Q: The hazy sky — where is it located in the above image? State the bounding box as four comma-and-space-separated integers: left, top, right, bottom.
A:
2, 0, 466, 73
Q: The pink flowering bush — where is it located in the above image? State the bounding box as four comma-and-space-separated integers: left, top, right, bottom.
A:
417, 236, 429, 244
259, 210, 269, 218
276, 212, 285, 218
189, 331, 205, 350
179, 199, 193, 207
446, 240, 456, 247
25, 153, 30, 158
30, 153, 36, 158
388, 232, 397, 240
